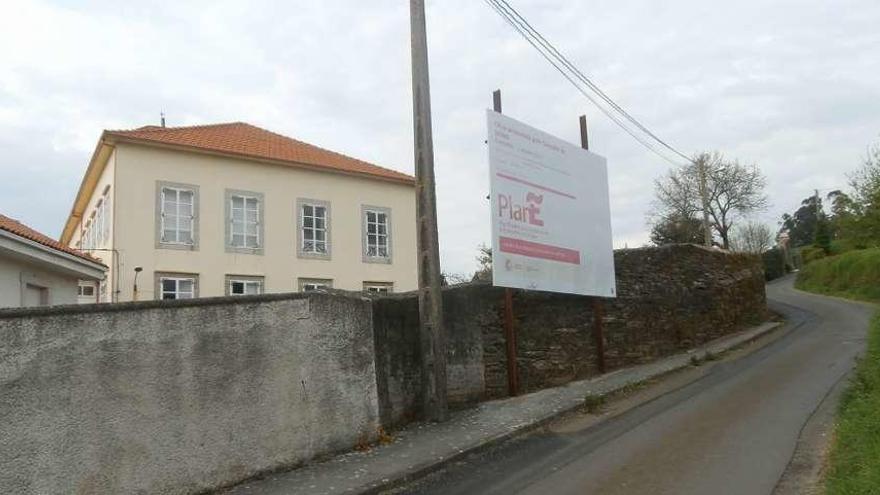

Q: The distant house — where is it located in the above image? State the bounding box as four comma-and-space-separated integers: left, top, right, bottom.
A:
0, 214, 106, 308
59, 122, 417, 302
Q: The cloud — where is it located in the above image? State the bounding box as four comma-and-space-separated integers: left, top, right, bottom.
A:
1, 0, 878, 276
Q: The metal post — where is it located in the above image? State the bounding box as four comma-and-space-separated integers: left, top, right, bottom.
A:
410, 0, 448, 422
579, 115, 589, 151
698, 157, 712, 247
494, 89, 520, 397
503, 287, 519, 396
580, 115, 607, 374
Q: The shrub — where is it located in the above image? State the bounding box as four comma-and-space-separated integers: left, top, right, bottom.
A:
825, 314, 880, 493
762, 248, 787, 281
800, 246, 827, 265
795, 247, 880, 303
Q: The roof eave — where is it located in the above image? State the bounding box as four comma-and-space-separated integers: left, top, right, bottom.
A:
60, 133, 115, 244
0, 229, 107, 279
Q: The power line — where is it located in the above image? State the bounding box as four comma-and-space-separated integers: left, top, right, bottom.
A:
494, 0, 693, 163
484, 0, 693, 166
482, 0, 678, 165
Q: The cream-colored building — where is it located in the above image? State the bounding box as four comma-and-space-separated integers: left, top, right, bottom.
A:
60, 122, 417, 302
0, 214, 105, 308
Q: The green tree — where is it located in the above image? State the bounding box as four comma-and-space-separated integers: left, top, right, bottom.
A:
826, 190, 855, 240
814, 215, 832, 254
649, 214, 705, 246
845, 143, 880, 246
779, 195, 823, 248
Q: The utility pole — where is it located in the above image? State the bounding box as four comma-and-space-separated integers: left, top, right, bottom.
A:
410, 0, 448, 422
698, 156, 713, 247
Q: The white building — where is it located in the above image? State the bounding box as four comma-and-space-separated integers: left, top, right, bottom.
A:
60, 122, 417, 302
0, 214, 106, 308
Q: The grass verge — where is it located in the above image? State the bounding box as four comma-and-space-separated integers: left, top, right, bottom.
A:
824, 313, 880, 494
795, 248, 880, 303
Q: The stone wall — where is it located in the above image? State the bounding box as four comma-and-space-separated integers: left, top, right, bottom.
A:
0, 293, 380, 495
373, 244, 765, 426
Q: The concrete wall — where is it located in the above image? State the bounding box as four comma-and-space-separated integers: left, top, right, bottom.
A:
0, 292, 380, 494
105, 142, 417, 301
0, 256, 81, 308
373, 245, 766, 426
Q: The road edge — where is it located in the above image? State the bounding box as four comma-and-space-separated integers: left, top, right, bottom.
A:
367, 319, 785, 495
772, 366, 853, 495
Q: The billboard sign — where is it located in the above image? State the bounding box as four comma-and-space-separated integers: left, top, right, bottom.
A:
487, 110, 616, 297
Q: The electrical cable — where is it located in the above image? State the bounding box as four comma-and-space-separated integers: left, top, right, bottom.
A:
485, 0, 693, 165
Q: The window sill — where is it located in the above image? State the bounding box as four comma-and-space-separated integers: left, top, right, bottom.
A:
363, 256, 393, 265
226, 246, 265, 256
157, 242, 199, 251
298, 251, 332, 261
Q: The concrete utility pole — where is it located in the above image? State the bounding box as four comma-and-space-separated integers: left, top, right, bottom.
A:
409, 0, 448, 422
698, 157, 713, 247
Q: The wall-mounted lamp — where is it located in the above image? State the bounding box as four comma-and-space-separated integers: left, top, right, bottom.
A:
133, 266, 143, 301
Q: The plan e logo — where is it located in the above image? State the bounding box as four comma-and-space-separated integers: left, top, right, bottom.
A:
498, 191, 544, 227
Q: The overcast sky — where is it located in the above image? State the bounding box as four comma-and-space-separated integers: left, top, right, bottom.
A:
1, 0, 878, 275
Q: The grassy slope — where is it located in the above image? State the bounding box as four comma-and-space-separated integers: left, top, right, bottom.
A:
825, 314, 880, 494
795, 247, 880, 303
795, 248, 880, 493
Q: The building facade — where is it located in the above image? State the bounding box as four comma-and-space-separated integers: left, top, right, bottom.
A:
0, 214, 105, 308
60, 122, 417, 302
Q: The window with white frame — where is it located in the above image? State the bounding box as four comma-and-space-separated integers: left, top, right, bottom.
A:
227, 191, 262, 252
226, 276, 264, 296
363, 207, 391, 261
94, 199, 104, 246
157, 274, 197, 300
89, 220, 97, 249
298, 278, 333, 292
101, 189, 111, 243
300, 202, 329, 255
82, 219, 95, 250
363, 282, 393, 294
160, 186, 195, 245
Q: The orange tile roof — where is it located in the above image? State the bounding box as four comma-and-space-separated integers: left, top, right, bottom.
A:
106, 122, 415, 184
0, 214, 104, 265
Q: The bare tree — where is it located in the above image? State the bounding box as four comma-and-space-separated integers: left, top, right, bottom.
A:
441, 272, 470, 286
653, 151, 768, 249
729, 221, 774, 254
471, 244, 493, 282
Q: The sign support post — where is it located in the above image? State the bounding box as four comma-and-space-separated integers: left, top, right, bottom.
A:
579, 115, 607, 374
494, 89, 520, 397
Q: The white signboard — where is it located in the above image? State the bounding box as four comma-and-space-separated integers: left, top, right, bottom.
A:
487, 110, 616, 297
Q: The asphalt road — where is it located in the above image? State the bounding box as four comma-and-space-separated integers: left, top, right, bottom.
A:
396, 276, 873, 495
